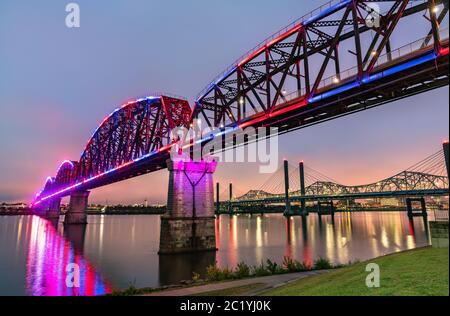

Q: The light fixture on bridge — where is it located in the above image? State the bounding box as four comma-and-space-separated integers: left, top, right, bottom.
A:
239, 97, 245, 105
432, 5, 440, 14
371, 50, 378, 56
282, 89, 287, 95
332, 77, 340, 84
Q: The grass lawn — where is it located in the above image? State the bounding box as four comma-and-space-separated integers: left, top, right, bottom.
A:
262, 247, 449, 296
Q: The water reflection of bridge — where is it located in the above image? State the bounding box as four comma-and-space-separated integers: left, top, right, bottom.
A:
25, 216, 111, 296
217, 144, 449, 216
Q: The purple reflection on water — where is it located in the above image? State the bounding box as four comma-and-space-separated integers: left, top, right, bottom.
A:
25, 216, 111, 296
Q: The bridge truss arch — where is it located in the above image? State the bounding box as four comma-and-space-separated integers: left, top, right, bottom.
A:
33, 95, 192, 205
194, 0, 449, 133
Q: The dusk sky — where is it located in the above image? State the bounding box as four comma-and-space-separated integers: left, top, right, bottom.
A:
1, 0, 448, 204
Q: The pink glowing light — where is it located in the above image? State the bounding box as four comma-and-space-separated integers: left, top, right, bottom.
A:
439, 46, 449, 56
26, 216, 112, 296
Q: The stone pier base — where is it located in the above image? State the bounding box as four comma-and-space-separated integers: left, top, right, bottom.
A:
159, 157, 217, 254
64, 191, 90, 225
159, 216, 217, 254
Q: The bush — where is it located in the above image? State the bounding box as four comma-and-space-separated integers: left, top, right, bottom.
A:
234, 261, 251, 279
253, 262, 271, 277
295, 260, 312, 272
206, 263, 235, 281
266, 259, 282, 274
221, 267, 234, 280
206, 263, 222, 281
118, 285, 141, 296
283, 256, 297, 272
192, 272, 201, 282
282, 256, 312, 272
313, 257, 333, 270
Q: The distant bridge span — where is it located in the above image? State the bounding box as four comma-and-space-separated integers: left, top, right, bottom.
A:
225, 148, 449, 210
33, 0, 449, 207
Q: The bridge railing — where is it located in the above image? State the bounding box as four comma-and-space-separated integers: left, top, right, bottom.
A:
196, 0, 433, 101
374, 27, 449, 69
148, 92, 188, 100
275, 27, 449, 107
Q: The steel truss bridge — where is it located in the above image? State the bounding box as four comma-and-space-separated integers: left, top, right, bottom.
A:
224, 148, 449, 208
33, 0, 449, 207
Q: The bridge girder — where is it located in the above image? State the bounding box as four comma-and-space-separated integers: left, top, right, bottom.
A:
34, 96, 192, 204
235, 171, 448, 201
194, 0, 449, 134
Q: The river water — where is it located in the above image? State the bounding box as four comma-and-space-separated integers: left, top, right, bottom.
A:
0, 212, 431, 296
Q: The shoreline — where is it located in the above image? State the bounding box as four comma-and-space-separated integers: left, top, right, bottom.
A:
111, 246, 441, 296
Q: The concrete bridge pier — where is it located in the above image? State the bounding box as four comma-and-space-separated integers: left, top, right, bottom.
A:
215, 182, 220, 215
406, 197, 427, 219
317, 200, 335, 217
228, 182, 233, 215
444, 141, 449, 180
34, 201, 50, 217
64, 191, 90, 225
283, 160, 292, 217
45, 198, 61, 220
159, 157, 217, 254
299, 161, 309, 217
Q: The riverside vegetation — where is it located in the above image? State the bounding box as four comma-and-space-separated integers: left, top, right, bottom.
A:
204, 256, 340, 281
111, 256, 344, 295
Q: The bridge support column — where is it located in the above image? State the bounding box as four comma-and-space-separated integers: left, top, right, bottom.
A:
299, 161, 308, 217
317, 200, 335, 217
34, 201, 50, 217
46, 198, 61, 220
406, 197, 427, 219
444, 141, 449, 180
159, 158, 217, 255
228, 183, 233, 215
283, 160, 292, 217
64, 191, 90, 225
216, 182, 220, 215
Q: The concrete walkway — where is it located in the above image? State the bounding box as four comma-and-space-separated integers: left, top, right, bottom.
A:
145, 270, 329, 296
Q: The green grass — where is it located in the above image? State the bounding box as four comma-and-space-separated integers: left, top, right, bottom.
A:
193, 283, 266, 296
262, 247, 449, 296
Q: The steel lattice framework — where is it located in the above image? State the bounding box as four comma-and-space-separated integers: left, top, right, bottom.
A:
233, 149, 449, 203
32, 0, 449, 207
194, 0, 449, 136
302, 171, 448, 196
34, 96, 192, 204
76, 96, 191, 180
235, 171, 448, 201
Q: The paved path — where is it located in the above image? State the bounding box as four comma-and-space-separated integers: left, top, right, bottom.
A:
145, 270, 329, 296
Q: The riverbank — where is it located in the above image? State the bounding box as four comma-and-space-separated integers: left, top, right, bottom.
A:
0, 209, 34, 216
262, 246, 448, 296
121, 247, 448, 296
